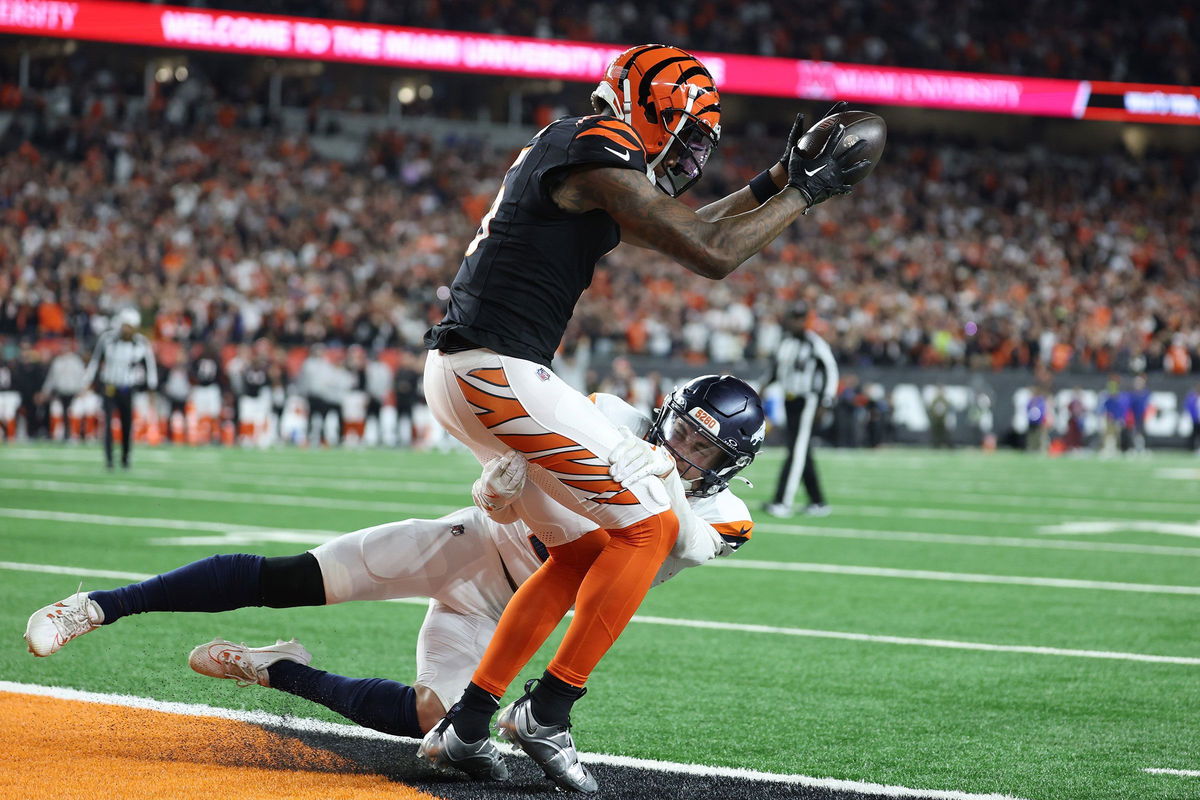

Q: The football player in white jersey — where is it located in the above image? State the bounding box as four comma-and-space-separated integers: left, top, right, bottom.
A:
24, 376, 762, 761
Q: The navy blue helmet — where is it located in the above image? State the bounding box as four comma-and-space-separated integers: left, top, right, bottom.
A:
649, 375, 765, 497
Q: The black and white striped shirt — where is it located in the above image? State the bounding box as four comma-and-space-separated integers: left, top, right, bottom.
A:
83, 331, 158, 391
773, 330, 838, 404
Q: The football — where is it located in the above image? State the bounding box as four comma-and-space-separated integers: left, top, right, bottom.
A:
796, 110, 887, 183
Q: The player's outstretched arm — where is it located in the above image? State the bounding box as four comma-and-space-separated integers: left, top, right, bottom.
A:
556, 126, 868, 280
558, 166, 805, 279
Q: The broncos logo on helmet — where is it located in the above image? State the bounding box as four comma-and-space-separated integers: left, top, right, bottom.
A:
591, 44, 722, 197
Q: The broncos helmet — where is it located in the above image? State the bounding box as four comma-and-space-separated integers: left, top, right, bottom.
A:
650, 375, 765, 497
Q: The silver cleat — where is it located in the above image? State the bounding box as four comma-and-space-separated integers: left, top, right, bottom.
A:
417, 712, 510, 781
496, 682, 597, 793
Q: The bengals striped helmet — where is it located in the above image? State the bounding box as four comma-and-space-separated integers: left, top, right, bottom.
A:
592, 44, 721, 197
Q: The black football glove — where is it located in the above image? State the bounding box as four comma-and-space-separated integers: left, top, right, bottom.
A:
778, 102, 848, 170
786, 123, 871, 211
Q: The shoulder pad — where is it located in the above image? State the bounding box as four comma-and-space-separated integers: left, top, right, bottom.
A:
567, 116, 648, 172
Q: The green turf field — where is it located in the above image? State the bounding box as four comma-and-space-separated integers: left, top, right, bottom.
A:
2, 443, 1199, 800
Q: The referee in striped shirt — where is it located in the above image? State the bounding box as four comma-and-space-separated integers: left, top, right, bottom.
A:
83, 309, 157, 469
764, 304, 839, 518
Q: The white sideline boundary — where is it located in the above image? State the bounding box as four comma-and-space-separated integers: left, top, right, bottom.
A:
1144, 768, 1200, 777
0, 680, 1028, 800
3, 560, 1199, 666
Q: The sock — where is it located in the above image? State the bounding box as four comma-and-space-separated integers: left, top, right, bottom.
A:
267, 661, 421, 738
529, 670, 586, 727
449, 682, 500, 743
89, 554, 266, 624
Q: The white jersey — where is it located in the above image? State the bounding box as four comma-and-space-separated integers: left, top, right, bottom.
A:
308, 391, 754, 711
488, 392, 753, 587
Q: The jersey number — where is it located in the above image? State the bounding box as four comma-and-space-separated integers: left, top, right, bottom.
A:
464, 145, 532, 258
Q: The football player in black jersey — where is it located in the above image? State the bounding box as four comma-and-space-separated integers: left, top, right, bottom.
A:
420, 44, 873, 790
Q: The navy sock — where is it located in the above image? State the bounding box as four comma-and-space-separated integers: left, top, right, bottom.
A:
267, 661, 421, 738
90, 554, 266, 624
449, 682, 500, 743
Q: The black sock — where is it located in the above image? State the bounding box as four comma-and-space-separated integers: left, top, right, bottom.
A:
529, 671, 586, 727
449, 682, 500, 743
266, 661, 421, 738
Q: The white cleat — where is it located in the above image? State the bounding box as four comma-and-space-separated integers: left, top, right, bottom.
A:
25, 592, 104, 657
804, 503, 832, 517
188, 638, 312, 687
496, 684, 597, 793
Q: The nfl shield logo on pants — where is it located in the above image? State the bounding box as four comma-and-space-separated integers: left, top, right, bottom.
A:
536, 368, 551, 382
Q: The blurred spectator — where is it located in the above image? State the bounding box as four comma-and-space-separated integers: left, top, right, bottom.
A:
1125, 373, 1152, 453
1099, 375, 1129, 456
926, 385, 952, 449
1025, 386, 1049, 452
41, 343, 88, 441
1063, 388, 1086, 452
1186, 384, 1200, 454
0, 353, 17, 439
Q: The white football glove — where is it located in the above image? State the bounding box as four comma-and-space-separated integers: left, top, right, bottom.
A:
472, 449, 527, 515
609, 426, 676, 487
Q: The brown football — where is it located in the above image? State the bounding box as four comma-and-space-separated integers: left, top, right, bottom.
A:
796, 110, 887, 184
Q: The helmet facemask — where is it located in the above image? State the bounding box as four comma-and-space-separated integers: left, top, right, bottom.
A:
652, 401, 752, 497
649, 105, 719, 197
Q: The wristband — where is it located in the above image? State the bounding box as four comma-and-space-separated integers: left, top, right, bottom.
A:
748, 169, 777, 204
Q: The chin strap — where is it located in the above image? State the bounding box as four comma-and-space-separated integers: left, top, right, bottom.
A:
733, 475, 754, 489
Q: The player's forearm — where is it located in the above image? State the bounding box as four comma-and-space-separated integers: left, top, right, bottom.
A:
694, 163, 786, 222
689, 186, 806, 279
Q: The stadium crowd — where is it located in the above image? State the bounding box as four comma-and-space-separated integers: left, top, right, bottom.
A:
174, 0, 1196, 85
2, 96, 1197, 374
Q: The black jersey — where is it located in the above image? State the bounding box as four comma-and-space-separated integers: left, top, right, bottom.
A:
191, 357, 223, 388
241, 365, 269, 397
425, 115, 649, 366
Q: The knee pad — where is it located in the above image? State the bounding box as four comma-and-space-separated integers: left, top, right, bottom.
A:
260, 553, 326, 608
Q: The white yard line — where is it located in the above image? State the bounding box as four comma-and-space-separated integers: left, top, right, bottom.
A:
629, 615, 1200, 666
0, 476, 1090, 525
829, 486, 1200, 515
0, 507, 339, 537
711, 559, 1200, 595
759, 523, 1200, 558
5, 463, 466, 495
829, 505, 1104, 524
2, 560, 1196, 666
0, 680, 1029, 799
5, 506, 1198, 586
1039, 520, 1200, 539
1143, 768, 1200, 777
1156, 468, 1200, 481
0, 478, 460, 515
